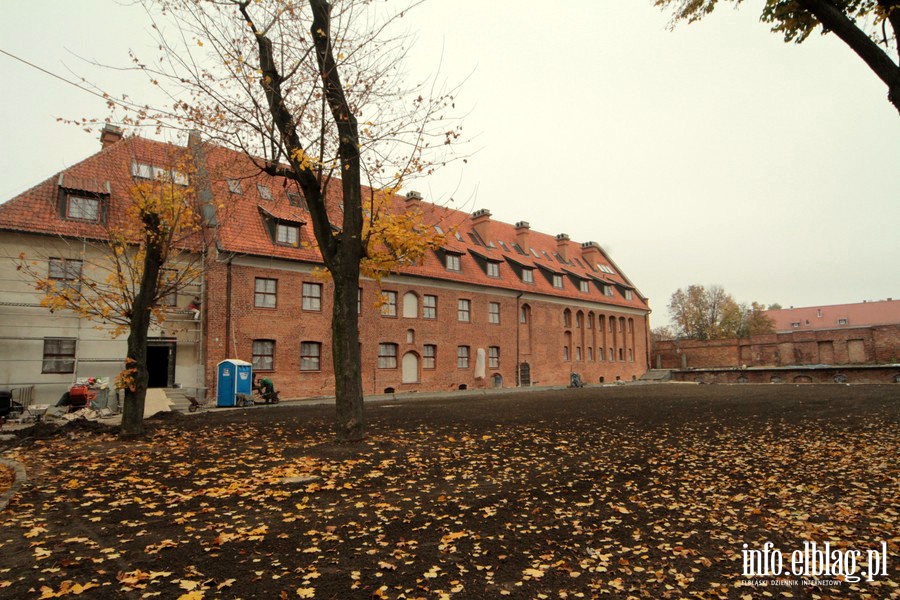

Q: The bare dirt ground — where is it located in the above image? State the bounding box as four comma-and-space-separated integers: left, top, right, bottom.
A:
0, 383, 897, 599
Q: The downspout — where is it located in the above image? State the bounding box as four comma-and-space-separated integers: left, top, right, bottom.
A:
644, 311, 651, 372
515, 291, 523, 386
225, 257, 233, 358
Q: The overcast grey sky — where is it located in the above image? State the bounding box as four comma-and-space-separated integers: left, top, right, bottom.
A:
1, 1, 897, 327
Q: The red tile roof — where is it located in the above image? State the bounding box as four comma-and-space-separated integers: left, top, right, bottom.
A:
0, 134, 650, 312
767, 300, 900, 332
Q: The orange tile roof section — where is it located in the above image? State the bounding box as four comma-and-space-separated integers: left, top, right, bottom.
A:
767, 300, 900, 332
0, 134, 649, 312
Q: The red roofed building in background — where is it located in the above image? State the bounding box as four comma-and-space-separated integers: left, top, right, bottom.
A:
766, 300, 900, 333
0, 128, 651, 405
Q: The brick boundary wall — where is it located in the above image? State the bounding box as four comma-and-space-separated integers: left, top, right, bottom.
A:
652, 324, 900, 371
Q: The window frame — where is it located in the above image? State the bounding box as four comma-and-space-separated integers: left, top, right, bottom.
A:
423, 344, 437, 369
457, 298, 471, 323
488, 302, 501, 324
521, 268, 534, 284
552, 274, 564, 289
65, 195, 100, 222
42, 337, 76, 374
252, 339, 275, 371
378, 343, 399, 369
275, 223, 300, 246
381, 291, 398, 317
302, 282, 323, 311
445, 253, 461, 272
457, 345, 470, 369
300, 341, 322, 371
488, 346, 500, 369
254, 278, 277, 308
48, 257, 83, 293
422, 294, 437, 319
486, 261, 500, 278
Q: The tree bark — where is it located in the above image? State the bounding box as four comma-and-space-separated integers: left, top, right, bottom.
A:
120, 216, 165, 437
242, 0, 367, 440
799, 0, 900, 114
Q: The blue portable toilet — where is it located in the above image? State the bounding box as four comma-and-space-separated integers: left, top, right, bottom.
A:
217, 359, 253, 407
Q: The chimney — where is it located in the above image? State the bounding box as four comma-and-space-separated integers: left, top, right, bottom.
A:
100, 124, 123, 148
580, 240, 602, 268
555, 233, 571, 261
471, 208, 492, 244
514, 221, 530, 250
405, 190, 422, 209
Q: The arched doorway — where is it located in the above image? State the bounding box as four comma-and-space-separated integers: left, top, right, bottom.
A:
401, 352, 419, 383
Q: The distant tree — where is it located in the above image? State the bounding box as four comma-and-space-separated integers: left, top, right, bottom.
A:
18, 153, 203, 437
655, 0, 900, 115
651, 325, 676, 343
668, 285, 775, 340
768, 302, 783, 310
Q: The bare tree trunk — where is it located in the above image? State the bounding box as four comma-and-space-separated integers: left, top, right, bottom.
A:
120, 217, 165, 437
331, 261, 364, 440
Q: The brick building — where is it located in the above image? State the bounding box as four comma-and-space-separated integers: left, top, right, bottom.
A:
0, 128, 651, 402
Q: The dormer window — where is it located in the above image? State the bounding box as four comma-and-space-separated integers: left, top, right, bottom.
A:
445, 253, 461, 271
624, 289, 633, 300
66, 195, 100, 222
276, 223, 299, 246
603, 285, 614, 297
579, 280, 590, 293
486, 262, 500, 278
521, 268, 534, 284
552, 274, 563, 289
257, 184, 273, 200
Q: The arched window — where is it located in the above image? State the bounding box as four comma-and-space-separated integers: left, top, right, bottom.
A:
563, 309, 572, 328
402, 292, 418, 318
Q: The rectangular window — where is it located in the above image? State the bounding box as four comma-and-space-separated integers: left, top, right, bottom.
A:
603, 285, 614, 297
42, 337, 76, 373
488, 302, 500, 324
563, 346, 570, 361
302, 282, 322, 311
625, 289, 633, 300
66, 195, 100, 222
287, 191, 306, 209
423, 344, 436, 369
48, 258, 82, 293
445, 254, 461, 271
576, 347, 582, 361
588, 347, 594, 361
257, 183, 273, 200
378, 343, 398, 369
254, 278, 277, 308
838, 318, 848, 325
457, 299, 471, 322
488, 346, 500, 369
227, 178, 243, 194
381, 291, 398, 317
587, 315, 593, 329
300, 342, 321, 371
457, 345, 470, 369
609, 348, 615, 361
423, 295, 437, 319
486, 262, 500, 278
131, 161, 154, 179
276, 223, 299, 246
158, 268, 178, 306
252, 340, 275, 371
580, 280, 590, 293
553, 274, 563, 289
521, 268, 534, 284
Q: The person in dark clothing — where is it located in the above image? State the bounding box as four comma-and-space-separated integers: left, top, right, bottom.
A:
255, 377, 279, 404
